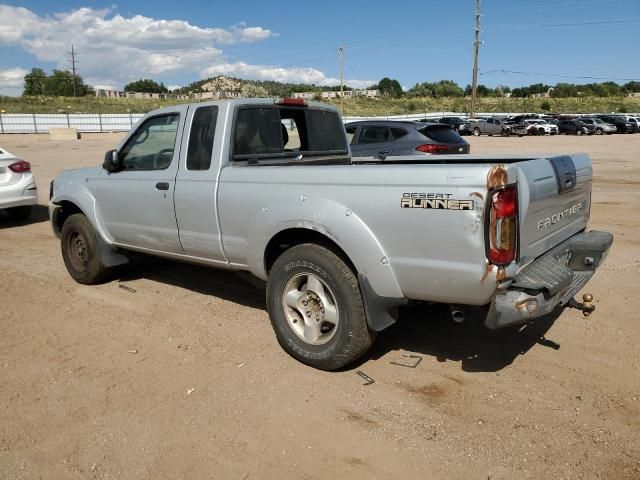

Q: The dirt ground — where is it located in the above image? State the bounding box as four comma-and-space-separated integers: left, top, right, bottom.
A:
1, 132, 639, 480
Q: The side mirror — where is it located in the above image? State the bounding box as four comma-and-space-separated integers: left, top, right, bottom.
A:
103, 149, 121, 172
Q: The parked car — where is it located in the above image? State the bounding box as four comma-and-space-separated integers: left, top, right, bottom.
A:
618, 116, 640, 132
438, 116, 472, 135
469, 117, 512, 136
595, 115, 636, 133
523, 119, 559, 135
0, 147, 37, 219
345, 120, 470, 157
576, 117, 617, 135
49, 98, 612, 370
558, 119, 596, 135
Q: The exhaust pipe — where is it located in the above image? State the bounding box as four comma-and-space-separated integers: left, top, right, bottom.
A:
450, 308, 466, 323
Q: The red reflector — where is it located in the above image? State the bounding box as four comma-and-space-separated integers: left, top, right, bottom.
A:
278, 98, 306, 106
415, 143, 449, 153
492, 188, 517, 218
8, 160, 31, 173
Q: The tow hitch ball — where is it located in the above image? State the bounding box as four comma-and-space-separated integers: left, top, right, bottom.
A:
568, 293, 595, 317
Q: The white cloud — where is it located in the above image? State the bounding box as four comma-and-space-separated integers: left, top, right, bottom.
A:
200, 62, 376, 89
0, 67, 28, 96
0, 5, 273, 89
0, 5, 374, 94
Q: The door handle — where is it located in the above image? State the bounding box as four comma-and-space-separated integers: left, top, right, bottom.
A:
155, 182, 170, 191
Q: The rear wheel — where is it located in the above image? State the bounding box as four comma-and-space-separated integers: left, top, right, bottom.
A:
61, 213, 110, 284
6, 205, 32, 220
266, 243, 375, 370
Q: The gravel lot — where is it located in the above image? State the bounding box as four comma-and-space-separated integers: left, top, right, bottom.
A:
1, 132, 639, 479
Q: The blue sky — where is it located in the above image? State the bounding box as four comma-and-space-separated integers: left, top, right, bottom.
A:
1, 0, 639, 95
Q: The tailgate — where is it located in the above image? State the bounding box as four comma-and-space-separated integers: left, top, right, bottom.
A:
516, 154, 592, 263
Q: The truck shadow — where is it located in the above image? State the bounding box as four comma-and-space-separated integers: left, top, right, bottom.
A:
116, 258, 562, 373
364, 302, 563, 373
0, 205, 50, 229
117, 257, 267, 311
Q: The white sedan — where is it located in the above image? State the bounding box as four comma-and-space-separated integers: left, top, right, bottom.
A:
0, 147, 37, 219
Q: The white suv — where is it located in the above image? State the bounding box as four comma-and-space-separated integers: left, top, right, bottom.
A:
524, 119, 559, 136
0, 147, 37, 219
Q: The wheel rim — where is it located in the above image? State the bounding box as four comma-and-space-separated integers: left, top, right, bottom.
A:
67, 229, 88, 272
473, 128, 480, 136
282, 273, 339, 345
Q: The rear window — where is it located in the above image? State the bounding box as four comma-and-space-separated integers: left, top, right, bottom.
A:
418, 125, 464, 143
233, 106, 347, 160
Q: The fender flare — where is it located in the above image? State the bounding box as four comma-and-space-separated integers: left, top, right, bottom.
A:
52, 185, 128, 267
245, 195, 404, 301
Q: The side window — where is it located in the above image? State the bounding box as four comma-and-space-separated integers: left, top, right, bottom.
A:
359, 126, 391, 144
391, 127, 408, 139
120, 114, 179, 170
187, 106, 218, 170
345, 126, 357, 144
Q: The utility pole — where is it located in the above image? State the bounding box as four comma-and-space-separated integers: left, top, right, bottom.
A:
470, 0, 481, 118
68, 45, 78, 97
338, 45, 347, 116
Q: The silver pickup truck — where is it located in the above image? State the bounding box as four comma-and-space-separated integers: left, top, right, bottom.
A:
49, 98, 612, 370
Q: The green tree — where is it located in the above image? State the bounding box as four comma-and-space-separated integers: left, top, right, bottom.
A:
377, 77, 403, 98
124, 79, 168, 93
23, 68, 90, 96
23, 68, 47, 96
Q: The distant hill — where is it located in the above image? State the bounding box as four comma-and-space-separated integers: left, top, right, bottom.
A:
175, 75, 359, 97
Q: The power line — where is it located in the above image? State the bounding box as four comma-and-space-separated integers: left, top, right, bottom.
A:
481, 69, 639, 82
485, 18, 640, 31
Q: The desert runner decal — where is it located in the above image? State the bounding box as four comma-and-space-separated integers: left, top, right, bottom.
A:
401, 192, 474, 210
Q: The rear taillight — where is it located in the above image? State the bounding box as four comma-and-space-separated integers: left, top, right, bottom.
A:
487, 186, 518, 265
8, 160, 31, 173
415, 144, 449, 153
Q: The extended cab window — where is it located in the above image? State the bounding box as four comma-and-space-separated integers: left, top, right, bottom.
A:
232, 105, 347, 161
120, 114, 179, 170
187, 106, 218, 170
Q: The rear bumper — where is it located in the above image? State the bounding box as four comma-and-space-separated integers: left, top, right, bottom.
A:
0, 174, 38, 209
485, 230, 613, 329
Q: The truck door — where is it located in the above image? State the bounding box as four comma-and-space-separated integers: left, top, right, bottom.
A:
94, 107, 187, 253
173, 104, 226, 261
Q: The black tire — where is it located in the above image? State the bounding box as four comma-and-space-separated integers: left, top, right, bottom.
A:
538, 128, 545, 136
576, 128, 583, 136
595, 128, 603, 135
6, 205, 32, 220
266, 243, 375, 370
501, 129, 510, 137
61, 213, 110, 284
473, 127, 481, 136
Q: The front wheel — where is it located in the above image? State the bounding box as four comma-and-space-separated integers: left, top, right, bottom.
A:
473, 127, 481, 136
266, 244, 375, 370
61, 213, 111, 284
576, 128, 583, 136
595, 128, 603, 135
